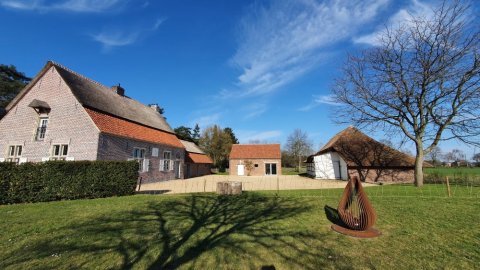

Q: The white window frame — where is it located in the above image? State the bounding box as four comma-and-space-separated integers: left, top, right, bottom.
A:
133, 147, 147, 172
51, 144, 69, 160
6, 145, 23, 164
36, 117, 49, 141
160, 151, 172, 172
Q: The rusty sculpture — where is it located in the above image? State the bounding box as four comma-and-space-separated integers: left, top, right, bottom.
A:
331, 176, 381, 238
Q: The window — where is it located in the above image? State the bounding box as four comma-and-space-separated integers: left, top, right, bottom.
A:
7, 145, 22, 164
265, 163, 277, 175
160, 151, 172, 171
133, 148, 147, 172
36, 117, 49, 141
51, 144, 68, 160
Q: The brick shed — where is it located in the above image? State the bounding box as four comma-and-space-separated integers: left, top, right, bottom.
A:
229, 144, 281, 176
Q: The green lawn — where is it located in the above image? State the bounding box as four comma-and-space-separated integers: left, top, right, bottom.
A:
282, 167, 306, 175
1, 187, 479, 269
425, 167, 480, 177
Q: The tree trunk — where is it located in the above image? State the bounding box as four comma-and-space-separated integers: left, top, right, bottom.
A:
414, 143, 424, 187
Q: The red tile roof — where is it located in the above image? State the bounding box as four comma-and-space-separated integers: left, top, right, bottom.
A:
186, 152, 213, 164
85, 108, 184, 148
229, 144, 281, 159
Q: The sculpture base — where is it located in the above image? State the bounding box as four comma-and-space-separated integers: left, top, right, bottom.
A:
331, 224, 381, 238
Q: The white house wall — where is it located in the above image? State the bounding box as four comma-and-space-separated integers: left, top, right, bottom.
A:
307, 152, 348, 180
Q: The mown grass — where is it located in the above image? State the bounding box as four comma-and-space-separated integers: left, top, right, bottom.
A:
282, 167, 307, 175
424, 167, 480, 177
1, 186, 479, 269
424, 167, 480, 186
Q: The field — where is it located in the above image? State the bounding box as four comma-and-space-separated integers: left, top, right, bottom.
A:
424, 167, 480, 177
1, 185, 479, 269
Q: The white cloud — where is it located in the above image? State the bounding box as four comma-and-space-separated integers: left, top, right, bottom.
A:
92, 18, 165, 50
0, 0, 125, 13
354, 0, 434, 46
226, 0, 390, 98
237, 130, 282, 143
298, 94, 341, 111
242, 103, 268, 120
191, 113, 221, 128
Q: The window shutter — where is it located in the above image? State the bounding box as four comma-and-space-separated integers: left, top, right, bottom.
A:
170, 160, 174, 171
159, 159, 164, 171
143, 159, 150, 172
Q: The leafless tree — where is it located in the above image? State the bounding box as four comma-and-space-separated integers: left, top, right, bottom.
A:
286, 129, 313, 172
333, 1, 480, 186
426, 146, 442, 165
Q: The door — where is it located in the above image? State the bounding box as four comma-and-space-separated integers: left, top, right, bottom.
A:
237, 165, 245, 176
333, 161, 342, 179
174, 161, 181, 179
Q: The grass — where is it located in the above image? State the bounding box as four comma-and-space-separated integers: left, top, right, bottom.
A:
424, 167, 480, 177
1, 186, 479, 269
282, 167, 306, 175
424, 167, 480, 186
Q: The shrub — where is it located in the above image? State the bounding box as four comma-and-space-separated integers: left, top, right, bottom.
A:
0, 160, 139, 204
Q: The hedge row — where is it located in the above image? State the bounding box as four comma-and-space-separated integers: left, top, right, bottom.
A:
0, 160, 139, 204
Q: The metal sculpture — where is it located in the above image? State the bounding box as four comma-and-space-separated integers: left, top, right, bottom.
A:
331, 176, 381, 238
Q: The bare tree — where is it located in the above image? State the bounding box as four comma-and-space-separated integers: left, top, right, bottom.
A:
426, 146, 442, 165
286, 129, 313, 172
333, 1, 480, 186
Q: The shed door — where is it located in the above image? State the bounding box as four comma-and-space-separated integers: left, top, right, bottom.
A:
237, 165, 245, 176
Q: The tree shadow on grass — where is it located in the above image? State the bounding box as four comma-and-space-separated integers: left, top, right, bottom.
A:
2, 194, 351, 269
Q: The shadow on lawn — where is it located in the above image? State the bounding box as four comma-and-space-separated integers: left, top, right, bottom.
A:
3, 194, 349, 269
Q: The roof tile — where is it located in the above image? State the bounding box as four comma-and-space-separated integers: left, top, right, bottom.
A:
86, 108, 184, 148
229, 144, 281, 159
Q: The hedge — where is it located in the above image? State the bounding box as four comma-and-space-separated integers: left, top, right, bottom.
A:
0, 160, 139, 204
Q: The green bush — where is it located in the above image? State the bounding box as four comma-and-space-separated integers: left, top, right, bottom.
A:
0, 160, 139, 204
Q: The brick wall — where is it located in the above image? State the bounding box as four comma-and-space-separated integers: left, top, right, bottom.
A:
98, 133, 185, 183
0, 66, 100, 162
229, 159, 282, 176
348, 168, 415, 183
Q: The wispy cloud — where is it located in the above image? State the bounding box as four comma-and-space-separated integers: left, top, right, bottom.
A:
92, 18, 165, 50
354, 0, 434, 46
0, 0, 125, 13
236, 130, 282, 143
191, 113, 221, 128
242, 103, 268, 120
224, 0, 390, 98
298, 94, 341, 111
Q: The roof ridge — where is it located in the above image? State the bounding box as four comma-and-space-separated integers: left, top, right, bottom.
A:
49, 60, 111, 91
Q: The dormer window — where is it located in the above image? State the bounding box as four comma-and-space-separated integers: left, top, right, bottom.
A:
36, 117, 48, 141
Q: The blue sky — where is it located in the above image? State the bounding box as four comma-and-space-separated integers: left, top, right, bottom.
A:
0, 0, 477, 158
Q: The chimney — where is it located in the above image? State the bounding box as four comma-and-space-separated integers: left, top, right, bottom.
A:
149, 104, 161, 113
111, 84, 125, 96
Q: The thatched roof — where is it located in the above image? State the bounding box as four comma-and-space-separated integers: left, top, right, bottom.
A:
307, 127, 424, 168
6, 61, 173, 133
180, 140, 205, 154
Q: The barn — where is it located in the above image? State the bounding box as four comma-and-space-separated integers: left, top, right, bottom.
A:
306, 127, 424, 183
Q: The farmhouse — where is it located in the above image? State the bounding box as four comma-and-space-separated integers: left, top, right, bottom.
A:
181, 140, 212, 178
229, 144, 281, 176
306, 127, 422, 183
0, 61, 185, 183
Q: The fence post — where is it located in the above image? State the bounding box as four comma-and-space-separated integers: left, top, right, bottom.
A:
446, 176, 451, 198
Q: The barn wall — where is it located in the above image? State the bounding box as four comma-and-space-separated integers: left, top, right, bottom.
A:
307, 152, 348, 180
348, 168, 414, 183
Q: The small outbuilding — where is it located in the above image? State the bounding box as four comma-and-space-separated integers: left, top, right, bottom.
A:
306, 127, 424, 183
181, 140, 213, 178
229, 144, 281, 176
